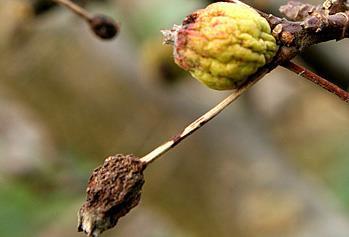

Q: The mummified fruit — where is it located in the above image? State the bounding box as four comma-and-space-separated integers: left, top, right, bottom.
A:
164, 1, 278, 90
78, 154, 146, 237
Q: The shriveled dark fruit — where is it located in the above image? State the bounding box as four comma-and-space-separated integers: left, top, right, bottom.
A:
78, 154, 146, 237
89, 15, 119, 40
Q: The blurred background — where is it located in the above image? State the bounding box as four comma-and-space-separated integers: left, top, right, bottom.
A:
1, 0, 349, 236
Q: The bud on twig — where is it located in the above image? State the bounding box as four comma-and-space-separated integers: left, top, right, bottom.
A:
88, 15, 119, 40
53, 0, 119, 40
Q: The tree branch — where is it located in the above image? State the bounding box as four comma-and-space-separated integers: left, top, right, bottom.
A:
78, 1, 349, 236
282, 61, 349, 102
141, 78, 257, 164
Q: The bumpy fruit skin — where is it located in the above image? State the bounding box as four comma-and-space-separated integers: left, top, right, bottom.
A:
173, 2, 278, 90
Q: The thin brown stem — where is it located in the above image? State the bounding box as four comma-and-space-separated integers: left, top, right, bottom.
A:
140, 78, 259, 164
53, 0, 92, 21
282, 61, 349, 103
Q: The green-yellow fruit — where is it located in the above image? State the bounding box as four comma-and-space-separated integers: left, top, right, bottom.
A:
170, 2, 278, 90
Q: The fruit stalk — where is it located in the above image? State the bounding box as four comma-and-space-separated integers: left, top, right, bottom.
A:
53, 0, 91, 20
141, 74, 261, 164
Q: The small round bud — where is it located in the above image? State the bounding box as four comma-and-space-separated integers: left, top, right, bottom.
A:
89, 15, 119, 40
166, 2, 279, 90
78, 154, 145, 237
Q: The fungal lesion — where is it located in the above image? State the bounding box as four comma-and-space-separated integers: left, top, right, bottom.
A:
77, 154, 146, 237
